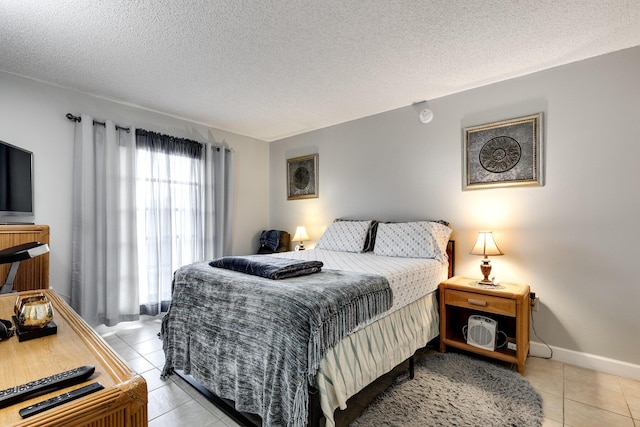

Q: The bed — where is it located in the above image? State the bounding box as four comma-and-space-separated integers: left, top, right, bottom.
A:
161, 220, 453, 427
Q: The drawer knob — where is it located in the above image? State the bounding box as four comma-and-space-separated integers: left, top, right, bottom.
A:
468, 298, 487, 307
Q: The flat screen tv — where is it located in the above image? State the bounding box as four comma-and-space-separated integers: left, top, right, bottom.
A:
0, 140, 34, 216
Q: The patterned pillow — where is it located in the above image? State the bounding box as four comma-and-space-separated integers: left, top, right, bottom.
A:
316, 220, 373, 252
373, 221, 452, 261
335, 219, 378, 251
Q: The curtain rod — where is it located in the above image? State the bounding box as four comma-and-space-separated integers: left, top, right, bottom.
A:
66, 113, 131, 133
66, 113, 231, 153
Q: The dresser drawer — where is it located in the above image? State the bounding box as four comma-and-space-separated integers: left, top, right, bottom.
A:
444, 289, 516, 317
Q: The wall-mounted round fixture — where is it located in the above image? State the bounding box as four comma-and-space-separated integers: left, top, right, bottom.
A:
419, 107, 434, 123
412, 100, 434, 124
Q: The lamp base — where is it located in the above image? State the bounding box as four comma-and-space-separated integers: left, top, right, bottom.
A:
480, 258, 492, 284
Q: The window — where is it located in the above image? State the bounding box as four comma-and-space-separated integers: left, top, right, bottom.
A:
135, 132, 204, 315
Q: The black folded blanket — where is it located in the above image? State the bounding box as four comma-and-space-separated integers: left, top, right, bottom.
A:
209, 255, 323, 280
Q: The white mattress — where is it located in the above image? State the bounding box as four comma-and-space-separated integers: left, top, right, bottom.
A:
271, 248, 448, 314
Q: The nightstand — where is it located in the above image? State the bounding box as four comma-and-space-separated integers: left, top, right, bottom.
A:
439, 276, 530, 374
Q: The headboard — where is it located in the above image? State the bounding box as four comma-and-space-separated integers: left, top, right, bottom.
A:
447, 240, 455, 278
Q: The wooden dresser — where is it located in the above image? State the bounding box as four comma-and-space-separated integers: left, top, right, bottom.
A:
0, 290, 147, 426
0, 225, 50, 291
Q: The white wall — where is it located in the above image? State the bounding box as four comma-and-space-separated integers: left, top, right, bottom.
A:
0, 72, 270, 302
269, 47, 640, 372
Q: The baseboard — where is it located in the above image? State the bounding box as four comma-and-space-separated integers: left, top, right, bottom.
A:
530, 341, 640, 381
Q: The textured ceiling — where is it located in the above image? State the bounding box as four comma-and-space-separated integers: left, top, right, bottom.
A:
2, 1, 640, 141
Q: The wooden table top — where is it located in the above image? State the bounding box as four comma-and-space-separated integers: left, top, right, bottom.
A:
0, 290, 145, 426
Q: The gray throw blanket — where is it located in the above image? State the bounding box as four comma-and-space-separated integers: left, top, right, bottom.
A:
161, 262, 392, 427
210, 255, 323, 279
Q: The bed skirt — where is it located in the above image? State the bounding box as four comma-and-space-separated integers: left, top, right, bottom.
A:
316, 291, 440, 426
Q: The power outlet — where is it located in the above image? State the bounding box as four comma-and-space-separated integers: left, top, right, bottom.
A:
507, 342, 517, 351
531, 296, 540, 312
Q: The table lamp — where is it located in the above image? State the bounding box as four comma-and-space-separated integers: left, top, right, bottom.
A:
470, 231, 503, 285
292, 226, 310, 250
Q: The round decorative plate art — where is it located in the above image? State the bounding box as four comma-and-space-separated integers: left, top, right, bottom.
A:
287, 154, 318, 200
463, 113, 543, 190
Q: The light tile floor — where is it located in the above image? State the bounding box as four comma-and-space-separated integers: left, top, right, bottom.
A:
96, 315, 640, 427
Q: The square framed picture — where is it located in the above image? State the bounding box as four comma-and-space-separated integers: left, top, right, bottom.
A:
463, 113, 543, 190
287, 154, 318, 200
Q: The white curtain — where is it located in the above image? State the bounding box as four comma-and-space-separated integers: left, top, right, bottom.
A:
135, 131, 202, 315
135, 131, 234, 316
71, 119, 234, 324
71, 115, 139, 326
204, 143, 234, 259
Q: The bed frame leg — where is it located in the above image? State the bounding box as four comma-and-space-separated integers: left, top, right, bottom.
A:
409, 355, 415, 379
308, 385, 322, 427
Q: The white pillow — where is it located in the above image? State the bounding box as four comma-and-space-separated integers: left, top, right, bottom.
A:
373, 221, 452, 261
316, 220, 373, 252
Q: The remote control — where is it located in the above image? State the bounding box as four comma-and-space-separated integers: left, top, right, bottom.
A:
19, 382, 104, 418
0, 365, 95, 409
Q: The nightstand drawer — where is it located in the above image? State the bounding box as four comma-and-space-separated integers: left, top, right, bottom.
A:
444, 289, 516, 317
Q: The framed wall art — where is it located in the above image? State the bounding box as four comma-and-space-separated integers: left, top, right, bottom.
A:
463, 113, 543, 190
287, 154, 318, 200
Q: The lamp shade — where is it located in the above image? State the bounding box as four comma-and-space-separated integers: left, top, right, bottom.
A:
292, 226, 309, 242
470, 231, 503, 257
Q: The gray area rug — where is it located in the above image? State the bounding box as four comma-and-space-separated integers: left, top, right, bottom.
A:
351, 353, 543, 427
